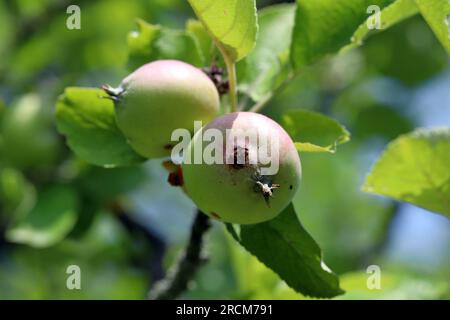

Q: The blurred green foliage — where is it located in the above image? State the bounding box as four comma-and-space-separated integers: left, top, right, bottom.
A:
0, 0, 448, 300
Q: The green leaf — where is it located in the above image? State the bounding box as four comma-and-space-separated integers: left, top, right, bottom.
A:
359, 14, 448, 86
187, 0, 258, 63
414, 0, 450, 54
56, 87, 145, 168
227, 204, 344, 298
0, 167, 36, 220
128, 19, 203, 70
0, 213, 148, 299
78, 166, 146, 204
351, 104, 415, 141
291, 0, 396, 69
6, 185, 79, 248
237, 4, 296, 102
363, 127, 450, 218
282, 110, 350, 153
339, 270, 450, 299
230, 239, 306, 299
186, 19, 217, 65
0, 98, 5, 122
345, 0, 419, 50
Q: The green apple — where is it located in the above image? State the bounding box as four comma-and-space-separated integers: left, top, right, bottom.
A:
106, 60, 220, 159
182, 112, 302, 224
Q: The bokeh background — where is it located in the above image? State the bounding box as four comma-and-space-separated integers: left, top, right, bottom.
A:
0, 0, 449, 299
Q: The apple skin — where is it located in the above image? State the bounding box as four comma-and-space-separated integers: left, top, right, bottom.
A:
2, 94, 60, 170
112, 60, 220, 159
182, 112, 302, 224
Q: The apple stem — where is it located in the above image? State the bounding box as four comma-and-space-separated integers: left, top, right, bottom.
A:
223, 55, 238, 113
101, 84, 124, 100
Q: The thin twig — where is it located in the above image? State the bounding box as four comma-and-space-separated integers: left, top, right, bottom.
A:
108, 202, 166, 285
116, 212, 166, 284
149, 210, 212, 300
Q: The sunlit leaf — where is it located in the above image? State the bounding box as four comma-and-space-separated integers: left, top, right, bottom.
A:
363, 127, 450, 218
414, 0, 450, 54
227, 204, 344, 298
55, 87, 145, 167
282, 110, 350, 153
345, 0, 419, 50
188, 0, 258, 62
339, 270, 450, 299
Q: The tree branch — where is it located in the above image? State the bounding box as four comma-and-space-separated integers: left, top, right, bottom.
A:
116, 211, 166, 284
108, 201, 167, 285
149, 210, 211, 300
